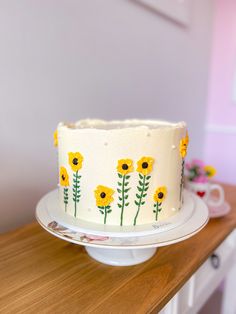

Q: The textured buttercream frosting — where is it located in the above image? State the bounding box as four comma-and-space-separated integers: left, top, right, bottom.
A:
56, 119, 188, 226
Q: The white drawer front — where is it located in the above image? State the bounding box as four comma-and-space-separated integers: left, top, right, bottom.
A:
160, 230, 236, 314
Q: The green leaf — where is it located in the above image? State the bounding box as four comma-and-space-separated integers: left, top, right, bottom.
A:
141, 201, 145, 205
124, 182, 129, 186
137, 186, 142, 192
124, 188, 130, 193
143, 193, 147, 197
126, 175, 130, 179
107, 210, 112, 213
99, 210, 104, 215
146, 175, 151, 180
158, 207, 162, 212
136, 194, 141, 199
124, 195, 128, 199
139, 180, 143, 186
125, 202, 129, 206
118, 182, 122, 186
139, 173, 143, 179
153, 210, 156, 213
144, 187, 149, 192
145, 182, 149, 186
154, 203, 157, 207
106, 205, 111, 209
98, 206, 103, 209
135, 200, 139, 206
117, 188, 122, 193
118, 204, 122, 208
118, 173, 122, 178
118, 196, 122, 201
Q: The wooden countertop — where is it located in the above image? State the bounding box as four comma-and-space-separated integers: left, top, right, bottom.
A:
1, 184, 236, 314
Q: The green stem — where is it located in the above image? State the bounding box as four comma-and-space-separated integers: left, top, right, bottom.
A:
104, 206, 107, 224
133, 175, 146, 226
180, 159, 184, 202
155, 202, 159, 221
74, 170, 78, 217
120, 175, 126, 226
64, 187, 68, 212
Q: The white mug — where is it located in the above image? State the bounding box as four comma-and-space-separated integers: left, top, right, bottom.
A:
186, 181, 224, 207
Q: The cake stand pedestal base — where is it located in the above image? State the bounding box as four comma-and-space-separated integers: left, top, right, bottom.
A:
85, 247, 157, 266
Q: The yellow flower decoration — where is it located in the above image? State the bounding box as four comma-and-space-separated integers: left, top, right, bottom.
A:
94, 185, 115, 207
137, 157, 155, 176
204, 165, 216, 178
53, 130, 58, 147
153, 186, 167, 203
180, 133, 189, 158
60, 167, 69, 186
68, 152, 84, 172
117, 159, 134, 175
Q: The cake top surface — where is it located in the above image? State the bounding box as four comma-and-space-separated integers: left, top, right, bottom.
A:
58, 119, 186, 132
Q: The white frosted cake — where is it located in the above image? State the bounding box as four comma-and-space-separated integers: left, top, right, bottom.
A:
54, 119, 189, 226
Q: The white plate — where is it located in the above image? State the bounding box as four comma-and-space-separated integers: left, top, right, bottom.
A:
36, 189, 194, 237
36, 191, 209, 249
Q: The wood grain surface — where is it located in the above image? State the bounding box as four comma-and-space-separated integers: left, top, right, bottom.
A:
0, 184, 236, 314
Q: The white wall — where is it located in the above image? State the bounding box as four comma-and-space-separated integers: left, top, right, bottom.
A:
0, 0, 214, 232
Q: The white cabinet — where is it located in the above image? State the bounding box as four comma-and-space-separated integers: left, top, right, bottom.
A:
160, 230, 236, 314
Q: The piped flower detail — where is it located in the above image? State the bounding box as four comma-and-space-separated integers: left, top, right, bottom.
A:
117, 159, 133, 176
94, 185, 114, 224
59, 167, 69, 211
53, 130, 58, 147
179, 131, 189, 158
133, 156, 155, 226
153, 186, 167, 221
68, 152, 84, 172
116, 159, 133, 226
136, 157, 154, 176
68, 152, 84, 217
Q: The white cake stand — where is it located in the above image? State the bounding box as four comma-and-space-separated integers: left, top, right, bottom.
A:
36, 190, 209, 266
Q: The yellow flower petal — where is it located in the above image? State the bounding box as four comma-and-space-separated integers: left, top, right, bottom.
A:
117, 159, 134, 175
53, 130, 58, 147
60, 166, 69, 186
179, 132, 189, 158
94, 185, 115, 207
137, 157, 154, 176
68, 152, 84, 172
153, 186, 167, 203
204, 165, 216, 178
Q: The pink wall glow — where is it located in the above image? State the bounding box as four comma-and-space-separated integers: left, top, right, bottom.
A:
205, 0, 236, 184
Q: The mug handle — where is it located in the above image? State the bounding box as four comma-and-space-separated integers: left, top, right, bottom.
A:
208, 184, 225, 207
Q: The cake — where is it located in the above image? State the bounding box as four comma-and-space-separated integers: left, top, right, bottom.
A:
54, 119, 189, 226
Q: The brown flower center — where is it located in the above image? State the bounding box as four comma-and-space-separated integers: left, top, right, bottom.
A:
100, 192, 106, 198
142, 162, 148, 169
72, 158, 78, 165
122, 164, 128, 170
61, 175, 65, 181
158, 192, 164, 199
